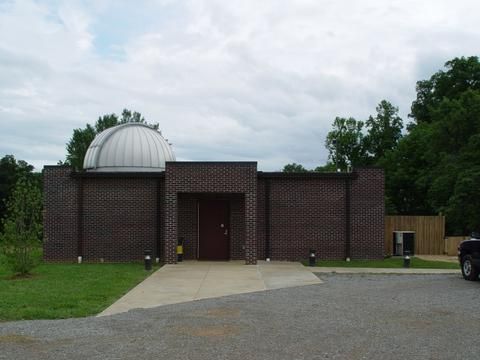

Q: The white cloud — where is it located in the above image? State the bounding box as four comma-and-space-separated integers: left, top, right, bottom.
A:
0, 0, 479, 171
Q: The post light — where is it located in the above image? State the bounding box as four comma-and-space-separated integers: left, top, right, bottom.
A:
309, 249, 316, 267
403, 250, 411, 268
144, 250, 152, 271
77, 256, 82, 264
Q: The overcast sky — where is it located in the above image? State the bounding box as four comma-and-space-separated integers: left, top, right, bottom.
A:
0, 0, 479, 171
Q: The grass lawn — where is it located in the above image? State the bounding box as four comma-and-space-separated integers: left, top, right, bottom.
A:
0, 261, 159, 321
304, 257, 459, 269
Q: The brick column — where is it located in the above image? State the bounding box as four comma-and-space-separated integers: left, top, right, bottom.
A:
164, 191, 177, 264
350, 167, 385, 259
245, 193, 257, 264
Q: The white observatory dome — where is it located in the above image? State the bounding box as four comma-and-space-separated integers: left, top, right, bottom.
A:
83, 123, 175, 172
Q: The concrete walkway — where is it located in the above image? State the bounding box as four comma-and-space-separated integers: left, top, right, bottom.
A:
98, 261, 321, 316
416, 255, 459, 263
308, 267, 460, 274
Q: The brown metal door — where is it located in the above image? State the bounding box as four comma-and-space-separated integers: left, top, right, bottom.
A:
198, 200, 229, 260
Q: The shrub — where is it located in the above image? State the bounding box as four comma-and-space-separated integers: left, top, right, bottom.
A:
0, 175, 42, 275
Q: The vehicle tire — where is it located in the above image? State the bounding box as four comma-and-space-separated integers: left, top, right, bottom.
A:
461, 255, 479, 281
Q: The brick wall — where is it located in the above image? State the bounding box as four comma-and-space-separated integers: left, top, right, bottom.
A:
350, 168, 384, 259
157, 179, 165, 260
43, 166, 80, 261
82, 177, 159, 261
265, 177, 347, 261
256, 179, 266, 260
165, 162, 257, 264
43, 166, 162, 262
257, 169, 384, 261
44, 164, 383, 263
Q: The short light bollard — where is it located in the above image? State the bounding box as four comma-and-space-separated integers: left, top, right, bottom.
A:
403, 250, 411, 268
144, 250, 152, 271
309, 249, 316, 267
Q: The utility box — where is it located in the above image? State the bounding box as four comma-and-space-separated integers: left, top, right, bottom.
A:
393, 231, 415, 256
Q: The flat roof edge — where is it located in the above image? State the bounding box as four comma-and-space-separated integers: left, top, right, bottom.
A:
43, 165, 72, 169
166, 161, 257, 165
258, 172, 357, 179
72, 171, 165, 178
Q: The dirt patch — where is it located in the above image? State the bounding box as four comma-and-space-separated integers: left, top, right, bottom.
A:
430, 309, 453, 316
0, 334, 37, 344
203, 307, 241, 318
175, 324, 240, 338
191, 307, 241, 319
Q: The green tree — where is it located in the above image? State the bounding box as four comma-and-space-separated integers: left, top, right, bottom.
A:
314, 163, 337, 172
379, 123, 434, 215
364, 100, 403, 163
325, 117, 366, 171
65, 109, 157, 171
282, 163, 309, 173
0, 155, 36, 231
410, 56, 480, 125
119, 109, 152, 126
383, 56, 480, 234
444, 166, 480, 235
94, 113, 119, 133
0, 175, 43, 275
65, 124, 96, 171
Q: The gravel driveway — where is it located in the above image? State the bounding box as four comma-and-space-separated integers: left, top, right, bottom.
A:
1, 273, 479, 360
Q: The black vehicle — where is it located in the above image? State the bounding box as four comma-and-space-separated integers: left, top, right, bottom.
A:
458, 232, 480, 281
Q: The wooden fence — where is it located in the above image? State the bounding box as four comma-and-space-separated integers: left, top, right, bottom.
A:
385, 216, 445, 255
444, 236, 469, 256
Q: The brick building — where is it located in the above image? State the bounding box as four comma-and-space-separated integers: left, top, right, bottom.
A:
43, 123, 385, 264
